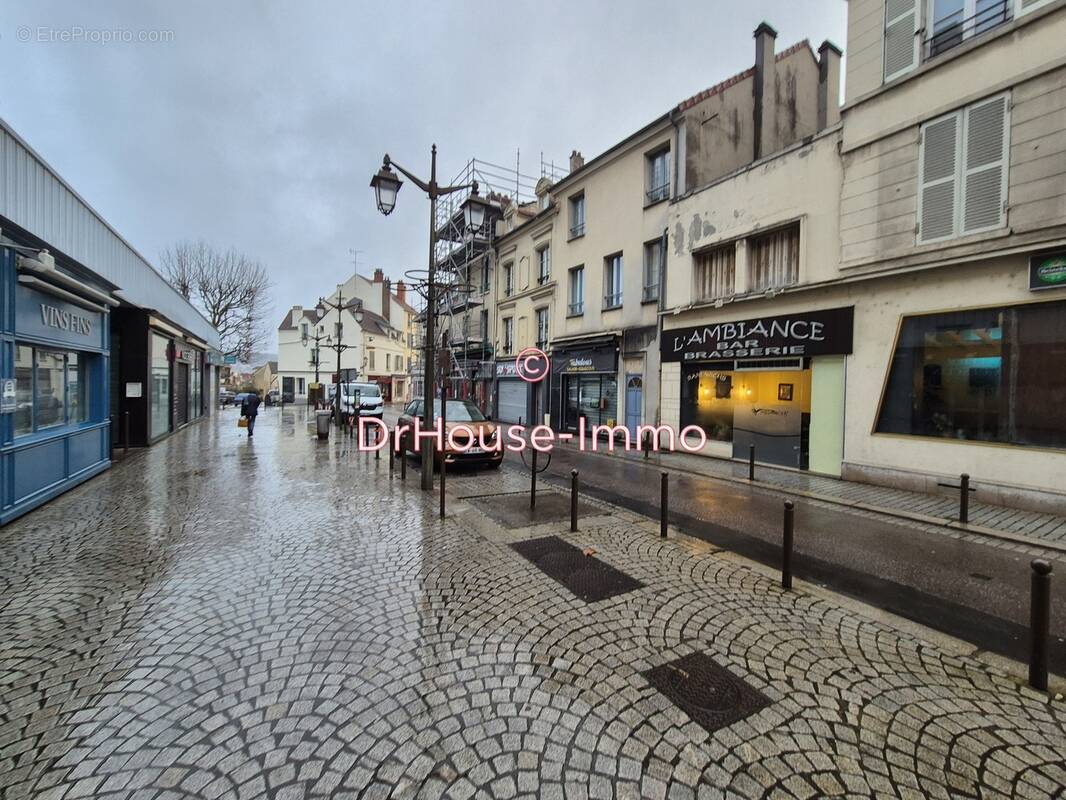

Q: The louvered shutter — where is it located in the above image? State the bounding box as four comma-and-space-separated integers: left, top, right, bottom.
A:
962, 94, 1009, 234
919, 114, 960, 243
884, 0, 918, 81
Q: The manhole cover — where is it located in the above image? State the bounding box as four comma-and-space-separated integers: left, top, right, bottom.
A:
512, 536, 643, 602
643, 652, 770, 733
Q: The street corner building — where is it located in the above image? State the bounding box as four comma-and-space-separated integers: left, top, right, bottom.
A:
0, 118, 222, 525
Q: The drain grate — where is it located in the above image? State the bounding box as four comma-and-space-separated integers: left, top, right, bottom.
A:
643, 652, 770, 734
511, 536, 643, 602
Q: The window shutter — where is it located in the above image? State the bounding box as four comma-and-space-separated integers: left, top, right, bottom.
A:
884, 0, 918, 81
962, 94, 1009, 234
919, 114, 960, 243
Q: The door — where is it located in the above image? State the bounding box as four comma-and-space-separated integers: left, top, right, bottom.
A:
625, 375, 643, 437
175, 362, 189, 427
282, 376, 295, 403
497, 379, 527, 424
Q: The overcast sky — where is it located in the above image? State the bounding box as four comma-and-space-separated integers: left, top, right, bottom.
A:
0, 1, 846, 350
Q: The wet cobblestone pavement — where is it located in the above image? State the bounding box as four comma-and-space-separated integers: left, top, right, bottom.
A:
2, 407, 1066, 799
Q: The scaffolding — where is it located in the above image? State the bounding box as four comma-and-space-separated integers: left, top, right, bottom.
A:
429, 155, 567, 405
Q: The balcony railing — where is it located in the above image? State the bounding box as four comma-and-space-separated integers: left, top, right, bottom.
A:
641, 284, 659, 303
568, 301, 584, 316
504, 285, 514, 297
536, 339, 549, 351
645, 182, 670, 204
537, 272, 551, 285
603, 292, 623, 310
569, 222, 586, 239
924, 0, 1010, 60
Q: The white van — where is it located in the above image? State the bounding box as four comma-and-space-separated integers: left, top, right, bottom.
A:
334, 382, 384, 419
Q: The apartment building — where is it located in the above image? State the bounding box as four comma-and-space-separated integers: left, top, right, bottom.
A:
493, 23, 836, 437
661, 31, 845, 472
835, 0, 1066, 511
276, 269, 415, 403
662, 1, 1066, 513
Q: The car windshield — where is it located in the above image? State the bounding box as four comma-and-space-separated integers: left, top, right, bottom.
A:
343, 384, 380, 397
427, 400, 486, 422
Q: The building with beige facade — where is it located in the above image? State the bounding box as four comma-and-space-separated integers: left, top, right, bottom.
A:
276, 269, 416, 404
662, 0, 1066, 514
487, 23, 840, 438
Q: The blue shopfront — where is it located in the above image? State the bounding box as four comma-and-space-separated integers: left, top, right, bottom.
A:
1, 251, 111, 524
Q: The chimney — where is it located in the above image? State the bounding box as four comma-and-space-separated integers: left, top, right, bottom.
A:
818, 40, 843, 130
569, 150, 584, 172
752, 21, 777, 162
373, 268, 384, 283
382, 278, 391, 323
291, 305, 303, 326
396, 280, 407, 306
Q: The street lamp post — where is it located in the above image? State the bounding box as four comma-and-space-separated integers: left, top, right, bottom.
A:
370, 146, 490, 491
301, 323, 329, 407
315, 287, 362, 428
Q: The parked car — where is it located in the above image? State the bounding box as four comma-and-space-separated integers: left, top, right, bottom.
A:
219, 389, 236, 406
332, 382, 385, 421
266, 389, 280, 405
397, 398, 503, 469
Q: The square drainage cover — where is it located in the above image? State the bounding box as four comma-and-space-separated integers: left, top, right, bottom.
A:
643, 652, 770, 734
477, 492, 604, 530
511, 535, 643, 602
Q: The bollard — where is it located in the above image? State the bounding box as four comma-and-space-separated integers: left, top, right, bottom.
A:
400, 432, 407, 481
1029, 559, 1052, 691
748, 443, 756, 481
440, 452, 446, 519
375, 424, 380, 460
570, 469, 579, 533
530, 448, 538, 512
643, 430, 650, 460
660, 472, 669, 539
388, 428, 395, 473
782, 501, 795, 590
109, 415, 115, 461
124, 411, 130, 455
959, 473, 970, 524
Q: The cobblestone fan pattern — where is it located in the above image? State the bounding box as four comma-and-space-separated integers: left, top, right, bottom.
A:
2, 408, 1066, 800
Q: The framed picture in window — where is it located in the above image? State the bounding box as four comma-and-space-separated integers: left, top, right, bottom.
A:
778, 383, 793, 402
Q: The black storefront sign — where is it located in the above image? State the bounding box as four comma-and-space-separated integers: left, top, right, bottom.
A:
552, 346, 617, 374
1029, 252, 1066, 291
662, 306, 854, 362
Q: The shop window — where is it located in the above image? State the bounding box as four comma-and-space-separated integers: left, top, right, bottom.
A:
749, 224, 799, 292
14, 345, 33, 437
150, 333, 171, 439
876, 299, 1066, 448
13, 345, 90, 437
695, 244, 736, 301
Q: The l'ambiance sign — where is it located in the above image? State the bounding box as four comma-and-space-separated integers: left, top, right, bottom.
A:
40, 303, 94, 336
661, 306, 854, 362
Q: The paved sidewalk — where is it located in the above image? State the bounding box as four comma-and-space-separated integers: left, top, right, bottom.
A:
586, 443, 1066, 548
1, 406, 1065, 799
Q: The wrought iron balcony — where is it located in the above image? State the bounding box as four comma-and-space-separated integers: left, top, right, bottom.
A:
924, 0, 1011, 60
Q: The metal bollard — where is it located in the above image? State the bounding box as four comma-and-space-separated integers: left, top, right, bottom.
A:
375, 424, 380, 460
782, 500, 795, 590
124, 411, 130, 455
1029, 559, 1052, 691
748, 443, 756, 481
400, 433, 407, 481
643, 430, 650, 460
388, 428, 395, 473
959, 473, 970, 524
570, 469, 579, 533
439, 453, 446, 520
660, 472, 669, 539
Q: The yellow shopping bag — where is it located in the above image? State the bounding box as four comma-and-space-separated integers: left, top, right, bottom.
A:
238, 417, 249, 428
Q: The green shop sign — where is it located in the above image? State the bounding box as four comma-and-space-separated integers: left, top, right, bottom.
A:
1030, 253, 1066, 291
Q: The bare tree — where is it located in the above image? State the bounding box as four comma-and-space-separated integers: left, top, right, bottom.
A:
160, 241, 272, 361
